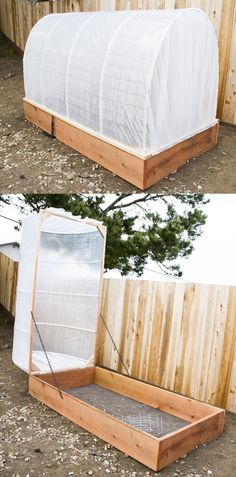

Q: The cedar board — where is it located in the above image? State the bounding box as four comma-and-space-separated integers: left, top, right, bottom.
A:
29, 366, 225, 471
23, 98, 219, 190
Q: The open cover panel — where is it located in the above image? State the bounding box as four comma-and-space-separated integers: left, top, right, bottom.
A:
12, 209, 106, 374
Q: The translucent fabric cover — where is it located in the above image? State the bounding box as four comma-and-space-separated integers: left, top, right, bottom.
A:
24, 9, 218, 157
12, 211, 105, 374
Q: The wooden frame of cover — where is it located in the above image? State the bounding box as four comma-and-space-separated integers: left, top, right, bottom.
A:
29, 209, 107, 373
23, 98, 219, 190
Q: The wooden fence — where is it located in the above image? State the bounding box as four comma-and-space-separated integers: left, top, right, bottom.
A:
0, 0, 235, 125
0, 252, 235, 413
0, 252, 18, 316
98, 278, 236, 413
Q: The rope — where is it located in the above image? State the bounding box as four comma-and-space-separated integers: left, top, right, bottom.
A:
31, 311, 63, 399
100, 312, 130, 376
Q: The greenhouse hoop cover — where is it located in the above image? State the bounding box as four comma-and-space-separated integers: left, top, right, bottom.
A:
23, 8, 219, 157
12, 209, 106, 374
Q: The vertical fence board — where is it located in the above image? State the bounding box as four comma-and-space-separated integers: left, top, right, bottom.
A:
0, 253, 236, 412
98, 278, 236, 413
0, 252, 18, 317
217, 0, 236, 121
222, 5, 236, 125
227, 342, 236, 413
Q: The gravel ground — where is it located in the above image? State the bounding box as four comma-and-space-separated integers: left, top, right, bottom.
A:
0, 307, 236, 477
0, 34, 236, 194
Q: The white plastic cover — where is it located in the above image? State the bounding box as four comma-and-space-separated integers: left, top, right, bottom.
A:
12, 210, 105, 374
23, 9, 219, 157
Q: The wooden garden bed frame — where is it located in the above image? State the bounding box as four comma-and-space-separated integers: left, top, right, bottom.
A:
23, 98, 219, 190
29, 366, 225, 471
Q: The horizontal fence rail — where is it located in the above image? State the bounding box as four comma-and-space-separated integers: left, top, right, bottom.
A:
0, 253, 235, 413
0, 0, 235, 125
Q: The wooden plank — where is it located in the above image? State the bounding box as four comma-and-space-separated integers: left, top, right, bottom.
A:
157, 410, 225, 470
53, 116, 145, 189
146, 281, 168, 384
29, 375, 159, 470
131, 281, 151, 378
38, 366, 96, 390
181, 284, 209, 398
29, 369, 225, 470
227, 342, 236, 413
29, 210, 44, 374
157, 283, 175, 388
162, 283, 185, 390
23, 100, 219, 189
95, 277, 108, 365
173, 283, 196, 395
96, 278, 127, 371
217, 0, 236, 120
0, 252, 18, 316
95, 367, 219, 422
215, 287, 236, 408
204, 285, 230, 406
93, 223, 107, 367
143, 123, 219, 189
98, 279, 236, 413
221, 4, 236, 124
23, 99, 53, 135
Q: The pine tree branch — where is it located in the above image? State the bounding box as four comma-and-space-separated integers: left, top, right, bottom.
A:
102, 194, 130, 214
104, 193, 163, 213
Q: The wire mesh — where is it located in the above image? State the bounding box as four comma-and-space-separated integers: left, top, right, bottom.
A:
66, 384, 188, 438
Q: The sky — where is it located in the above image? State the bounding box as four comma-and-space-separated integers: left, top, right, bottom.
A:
0, 194, 235, 286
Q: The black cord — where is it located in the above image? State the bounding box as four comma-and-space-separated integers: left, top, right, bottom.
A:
100, 312, 130, 376
31, 311, 63, 399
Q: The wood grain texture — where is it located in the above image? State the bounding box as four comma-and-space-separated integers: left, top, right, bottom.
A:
98, 278, 236, 413
29, 375, 159, 470
0, 252, 18, 316
39, 366, 96, 389
53, 116, 145, 189
227, 340, 236, 412
217, 0, 236, 122
23, 100, 53, 135
29, 368, 224, 470
0, 0, 235, 124
156, 410, 225, 470
95, 367, 219, 422
23, 100, 219, 189
143, 124, 219, 189
1, 250, 236, 413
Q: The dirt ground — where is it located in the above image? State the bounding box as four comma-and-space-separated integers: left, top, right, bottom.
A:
0, 33, 236, 194
0, 308, 235, 477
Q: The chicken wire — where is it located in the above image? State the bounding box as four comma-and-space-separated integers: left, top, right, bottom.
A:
12, 210, 105, 374
66, 384, 189, 438
23, 9, 218, 157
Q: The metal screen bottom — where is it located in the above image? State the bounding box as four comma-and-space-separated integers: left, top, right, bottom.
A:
65, 384, 189, 438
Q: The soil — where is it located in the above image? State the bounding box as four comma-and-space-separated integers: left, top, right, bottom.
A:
0, 33, 236, 194
0, 307, 235, 477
